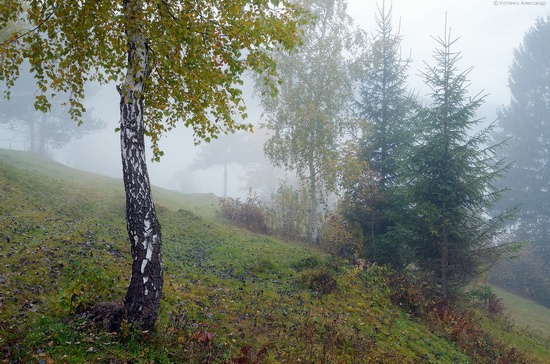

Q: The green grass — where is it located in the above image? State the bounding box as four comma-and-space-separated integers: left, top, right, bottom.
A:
0, 149, 546, 363
493, 286, 550, 339
473, 286, 550, 362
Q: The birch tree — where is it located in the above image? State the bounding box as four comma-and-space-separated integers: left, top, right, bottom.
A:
258, 0, 362, 244
0, 0, 305, 329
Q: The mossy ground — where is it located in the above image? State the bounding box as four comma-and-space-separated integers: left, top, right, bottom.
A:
0, 149, 547, 363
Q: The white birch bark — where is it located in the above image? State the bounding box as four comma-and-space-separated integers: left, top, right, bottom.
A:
119, 0, 163, 330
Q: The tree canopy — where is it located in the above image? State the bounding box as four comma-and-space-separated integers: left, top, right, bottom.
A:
189, 132, 264, 197
342, 1, 415, 266
0, 66, 105, 155
1, 0, 306, 158
258, 0, 362, 244
490, 16, 550, 306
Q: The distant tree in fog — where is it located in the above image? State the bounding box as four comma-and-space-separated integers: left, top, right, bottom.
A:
172, 167, 198, 194
491, 16, 550, 306
258, 0, 363, 244
188, 132, 265, 198
0, 68, 105, 155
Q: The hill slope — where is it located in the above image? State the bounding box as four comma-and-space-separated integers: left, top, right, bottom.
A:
0, 149, 545, 363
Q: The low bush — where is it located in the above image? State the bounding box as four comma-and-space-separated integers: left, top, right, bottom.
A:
291, 256, 321, 271
427, 303, 528, 363
387, 270, 435, 316
218, 195, 269, 234
319, 212, 362, 259
251, 258, 276, 274
487, 293, 505, 317
467, 285, 506, 317
300, 267, 337, 295
264, 182, 309, 241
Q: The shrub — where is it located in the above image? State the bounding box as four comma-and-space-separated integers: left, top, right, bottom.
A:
291, 256, 321, 271
319, 212, 362, 259
300, 267, 337, 295
467, 285, 494, 306
264, 181, 309, 241
467, 285, 506, 317
218, 194, 269, 234
387, 270, 435, 316
251, 258, 276, 274
487, 293, 505, 317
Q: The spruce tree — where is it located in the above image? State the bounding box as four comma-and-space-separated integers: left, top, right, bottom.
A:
405, 24, 511, 299
490, 16, 550, 305
343, 2, 414, 266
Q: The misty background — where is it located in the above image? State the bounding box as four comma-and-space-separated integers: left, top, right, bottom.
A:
1, 0, 547, 198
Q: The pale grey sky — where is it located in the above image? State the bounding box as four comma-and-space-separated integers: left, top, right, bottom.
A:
349, 0, 548, 106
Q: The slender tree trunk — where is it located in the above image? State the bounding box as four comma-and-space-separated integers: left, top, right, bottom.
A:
223, 161, 228, 198
309, 195, 319, 244
29, 118, 35, 153
120, 0, 163, 330
308, 158, 319, 244
441, 225, 449, 300
38, 113, 46, 156
371, 211, 376, 261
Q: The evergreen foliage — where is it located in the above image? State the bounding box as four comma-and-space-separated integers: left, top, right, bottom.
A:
342, 2, 414, 266
356, 2, 413, 187
404, 23, 512, 299
490, 16, 550, 306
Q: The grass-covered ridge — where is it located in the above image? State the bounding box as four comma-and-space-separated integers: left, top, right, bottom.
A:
0, 149, 547, 363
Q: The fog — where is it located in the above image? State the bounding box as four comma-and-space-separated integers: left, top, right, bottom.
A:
2, 0, 548, 197
48, 77, 267, 197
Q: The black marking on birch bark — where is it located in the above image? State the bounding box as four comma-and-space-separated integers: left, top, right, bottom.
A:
120, 0, 162, 330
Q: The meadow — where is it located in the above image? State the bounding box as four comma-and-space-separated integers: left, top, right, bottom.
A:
0, 149, 548, 363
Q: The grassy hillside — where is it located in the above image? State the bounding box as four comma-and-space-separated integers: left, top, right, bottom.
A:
0, 149, 547, 363
477, 286, 550, 361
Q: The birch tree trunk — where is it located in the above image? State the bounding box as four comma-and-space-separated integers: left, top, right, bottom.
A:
223, 161, 228, 198
308, 158, 319, 245
120, 0, 163, 330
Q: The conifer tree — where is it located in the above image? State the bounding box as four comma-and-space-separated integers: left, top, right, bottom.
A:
342, 2, 414, 266
490, 16, 550, 305
405, 23, 511, 299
